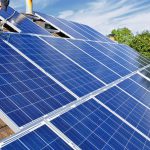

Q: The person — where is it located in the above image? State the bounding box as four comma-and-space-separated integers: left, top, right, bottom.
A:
0, 0, 10, 31
0, 0, 10, 11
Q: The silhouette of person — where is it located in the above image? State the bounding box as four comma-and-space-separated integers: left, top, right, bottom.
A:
0, 0, 10, 11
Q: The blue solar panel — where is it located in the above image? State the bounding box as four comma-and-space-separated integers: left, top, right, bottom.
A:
0, 39, 76, 126
98, 42, 149, 67
42, 37, 121, 83
141, 67, 150, 79
96, 86, 150, 137
75, 23, 115, 43
112, 44, 150, 65
0, 7, 50, 35
87, 41, 142, 72
67, 39, 131, 76
4, 34, 104, 97
51, 99, 150, 149
71, 21, 114, 42
56, 18, 99, 41
118, 74, 150, 107
1, 125, 72, 150
36, 12, 116, 42
36, 12, 87, 39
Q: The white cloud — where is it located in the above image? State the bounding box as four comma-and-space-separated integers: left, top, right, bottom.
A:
58, 0, 150, 35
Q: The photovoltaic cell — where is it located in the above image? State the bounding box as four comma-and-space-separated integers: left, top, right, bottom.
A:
87, 41, 141, 71
67, 39, 131, 76
1, 125, 72, 150
71, 21, 114, 42
0, 39, 76, 126
96, 86, 150, 137
56, 18, 98, 41
51, 99, 150, 149
99, 42, 149, 67
0, 7, 50, 35
76, 23, 115, 43
4, 34, 104, 97
36, 12, 87, 39
112, 44, 150, 66
118, 74, 150, 107
141, 67, 150, 79
42, 37, 121, 83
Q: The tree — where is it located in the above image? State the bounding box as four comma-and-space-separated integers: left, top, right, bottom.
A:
130, 31, 150, 58
111, 28, 134, 45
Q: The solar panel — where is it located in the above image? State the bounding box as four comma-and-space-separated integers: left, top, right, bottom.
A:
35, 12, 114, 42
0, 7, 50, 35
96, 85, 150, 137
141, 67, 150, 79
118, 74, 150, 106
42, 37, 121, 83
1, 125, 72, 150
87, 41, 146, 72
35, 12, 87, 39
0, 38, 76, 127
3, 34, 104, 97
0, 6, 150, 150
51, 99, 150, 149
71, 22, 115, 43
70, 21, 114, 43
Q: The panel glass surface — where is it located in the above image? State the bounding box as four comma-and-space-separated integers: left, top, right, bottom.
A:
141, 67, 150, 79
96, 86, 150, 137
0, 7, 50, 35
36, 12, 87, 39
0, 39, 76, 126
87, 41, 143, 72
77, 23, 114, 43
42, 37, 121, 84
71, 22, 114, 42
4, 34, 104, 97
118, 74, 150, 106
1, 125, 72, 150
51, 99, 150, 150
67, 39, 131, 76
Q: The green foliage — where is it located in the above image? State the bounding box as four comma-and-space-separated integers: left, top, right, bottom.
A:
110, 28, 150, 58
129, 31, 150, 58
111, 28, 134, 45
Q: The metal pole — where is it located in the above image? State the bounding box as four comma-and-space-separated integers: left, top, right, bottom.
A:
26, 0, 33, 14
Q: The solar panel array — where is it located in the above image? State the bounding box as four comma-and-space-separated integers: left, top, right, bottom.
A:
0, 7, 50, 35
0, 6, 150, 150
35, 12, 114, 42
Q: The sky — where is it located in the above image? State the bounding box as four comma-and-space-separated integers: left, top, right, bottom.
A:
10, 0, 150, 35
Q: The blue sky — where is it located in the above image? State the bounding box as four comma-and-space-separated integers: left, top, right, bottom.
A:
10, 0, 150, 35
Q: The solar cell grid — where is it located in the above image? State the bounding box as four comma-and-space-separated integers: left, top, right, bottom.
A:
57, 18, 98, 41
71, 22, 113, 42
0, 5, 150, 149
67, 39, 131, 76
51, 99, 150, 149
1, 125, 72, 150
99, 42, 148, 67
141, 67, 150, 79
87, 41, 140, 72
96, 86, 150, 137
118, 44, 150, 63
118, 74, 150, 107
36, 12, 87, 40
0, 39, 76, 127
77, 23, 114, 43
42, 37, 121, 83
5, 34, 104, 97
0, 7, 50, 35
